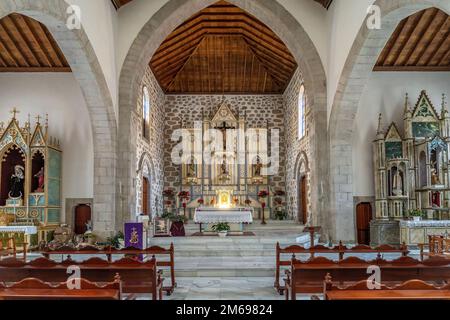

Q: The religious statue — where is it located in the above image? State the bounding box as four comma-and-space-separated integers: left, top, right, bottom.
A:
253, 157, 263, 177
392, 169, 403, 196
9, 165, 25, 199
187, 157, 196, 177
34, 167, 45, 192
431, 164, 441, 185
220, 159, 229, 175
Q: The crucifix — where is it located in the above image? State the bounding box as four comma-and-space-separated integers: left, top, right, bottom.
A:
216, 121, 235, 152
36, 115, 41, 124
10, 108, 20, 119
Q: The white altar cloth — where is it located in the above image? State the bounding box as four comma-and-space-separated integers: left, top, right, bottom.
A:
0, 226, 38, 235
194, 208, 253, 224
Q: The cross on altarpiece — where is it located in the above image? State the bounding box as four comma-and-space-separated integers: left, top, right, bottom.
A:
216, 121, 235, 151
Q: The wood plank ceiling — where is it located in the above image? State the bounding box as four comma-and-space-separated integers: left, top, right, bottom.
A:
150, 1, 298, 94
0, 13, 70, 72
375, 8, 450, 72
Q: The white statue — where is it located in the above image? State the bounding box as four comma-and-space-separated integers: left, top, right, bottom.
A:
392, 169, 403, 196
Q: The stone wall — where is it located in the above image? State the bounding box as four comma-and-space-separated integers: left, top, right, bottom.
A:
135, 67, 166, 217
163, 95, 286, 194
283, 68, 313, 222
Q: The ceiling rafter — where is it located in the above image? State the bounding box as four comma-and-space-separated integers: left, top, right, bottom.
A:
150, 1, 297, 94
374, 7, 450, 72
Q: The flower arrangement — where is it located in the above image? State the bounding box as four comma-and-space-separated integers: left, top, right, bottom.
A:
274, 197, 283, 206
407, 209, 425, 217
165, 200, 172, 206
178, 191, 190, 201
197, 198, 204, 205
258, 190, 269, 198
244, 199, 252, 206
211, 222, 231, 232
233, 198, 239, 205
163, 189, 175, 198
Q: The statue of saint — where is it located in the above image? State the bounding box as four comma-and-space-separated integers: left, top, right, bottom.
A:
34, 167, 45, 192
9, 165, 25, 199
187, 157, 196, 177
392, 169, 403, 196
221, 159, 228, 175
431, 166, 440, 185
253, 157, 263, 177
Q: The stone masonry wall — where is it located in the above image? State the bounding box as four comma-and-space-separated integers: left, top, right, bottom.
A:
135, 67, 165, 217
163, 95, 286, 194
283, 68, 313, 222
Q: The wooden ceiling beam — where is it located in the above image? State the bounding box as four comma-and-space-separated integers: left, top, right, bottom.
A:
0, 20, 30, 67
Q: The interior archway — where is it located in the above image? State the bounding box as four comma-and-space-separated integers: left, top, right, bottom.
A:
328, 0, 450, 241
118, 0, 328, 232
0, 0, 117, 238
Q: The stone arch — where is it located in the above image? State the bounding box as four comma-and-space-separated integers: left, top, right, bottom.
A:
328, 0, 450, 241
119, 0, 328, 230
136, 152, 157, 217
0, 1, 117, 238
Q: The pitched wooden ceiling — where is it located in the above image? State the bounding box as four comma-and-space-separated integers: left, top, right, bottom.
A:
150, 1, 298, 94
0, 13, 70, 72
112, 0, 333, 10
374, 8, 450, 72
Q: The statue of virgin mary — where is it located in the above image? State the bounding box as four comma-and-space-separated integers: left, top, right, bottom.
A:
9, 165, 25, 199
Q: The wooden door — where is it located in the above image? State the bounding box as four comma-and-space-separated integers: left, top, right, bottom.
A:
75, 204, 91, 235
142, 177, 149, 216
356, 203, 372, 245
299, 176, 307, 224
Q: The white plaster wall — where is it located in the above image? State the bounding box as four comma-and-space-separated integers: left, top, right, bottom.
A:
353, 72, 450, 197
0, 73, 94, 220
326, 0, 374, 122
65, 0, 119, 118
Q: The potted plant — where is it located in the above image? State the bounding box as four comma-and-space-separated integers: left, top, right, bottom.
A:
212, 222, 231, 237
107, 231, 125, 249
178, 191, 190, 217
408, 209, 424, 221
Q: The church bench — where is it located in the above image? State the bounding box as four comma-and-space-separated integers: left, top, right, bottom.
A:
284, 256, 450, 300
0, 275, 126, 300
274, 241, 409, 294
322, 275, 450, 300
41, 243, 176, 295
0, 256, 164, 300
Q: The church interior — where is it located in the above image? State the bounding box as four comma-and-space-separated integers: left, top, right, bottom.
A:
0, 0, 449, 302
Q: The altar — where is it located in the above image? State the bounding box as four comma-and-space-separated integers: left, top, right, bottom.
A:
194, 207, 253, 234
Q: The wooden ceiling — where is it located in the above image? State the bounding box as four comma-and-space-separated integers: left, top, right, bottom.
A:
150, 1, 298, 94
0, 13, 70, 72
374, 8, 450, 72
112, 0, 333, 10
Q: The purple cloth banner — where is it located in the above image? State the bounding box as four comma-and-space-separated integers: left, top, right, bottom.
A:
124, 223, 144, 250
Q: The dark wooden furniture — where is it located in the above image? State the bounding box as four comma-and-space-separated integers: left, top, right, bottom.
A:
41, 243, 176, 295
419, 235, 450, 261
284, 255, 450, 300
0, 256, 164, 300
274, 241, 409, 294
323, 275, 450, 300
0, 275, 125, 300
0, 237, 27, 262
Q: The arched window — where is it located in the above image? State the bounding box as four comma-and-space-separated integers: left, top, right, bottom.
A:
142, 86, 150, 139
298, 84, 306, 139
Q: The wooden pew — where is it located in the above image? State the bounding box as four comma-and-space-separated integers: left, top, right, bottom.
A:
284, 255, 450, 300
0, 275, 125, 300
322, 274, 450, 300
419, 235, 450, 261
274, 241, 409, 294
41, 243, 176, 295
0, 256, 164, 300
0, 237, 27, 262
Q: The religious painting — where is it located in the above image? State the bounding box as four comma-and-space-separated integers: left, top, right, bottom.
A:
385, 142, 403, 160
153, 217, 170, 237
412, 122, 439, 138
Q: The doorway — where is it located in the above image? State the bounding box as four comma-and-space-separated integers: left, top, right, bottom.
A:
74, 204, 91, 235
142, 177, 150, 216
298, 176, 307, 224
356, 203, 372, 245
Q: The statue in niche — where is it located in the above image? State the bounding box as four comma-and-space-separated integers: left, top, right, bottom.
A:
187, 157, 196, 178
253, 157, 263, 177
392, 168, 403, 196
34, 167, 45, 192
431, 160, 441, 185
9, 165, 25, 199
220, 158, 229, 175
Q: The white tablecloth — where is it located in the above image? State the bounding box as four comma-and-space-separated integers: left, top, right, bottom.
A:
0, 226, 38, 235
194, 208, 253, 224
